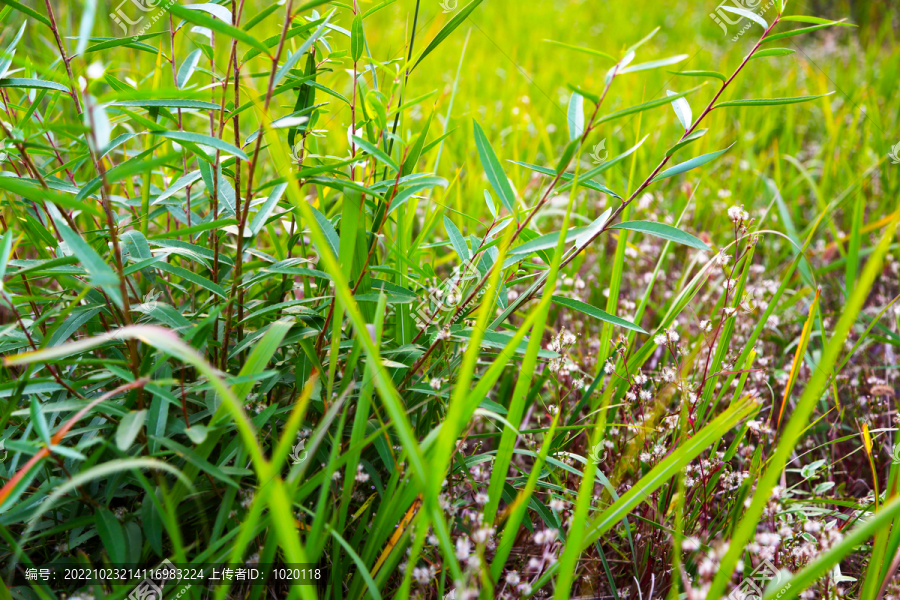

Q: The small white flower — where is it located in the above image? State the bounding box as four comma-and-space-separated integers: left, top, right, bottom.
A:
549, 498, 566, 511
506, 571, 521, 585
87, 61, 105, 80
455, 536, 472, 560
682, 537, 701, 551
533, 528, 558, 545
475, 492, 489, 505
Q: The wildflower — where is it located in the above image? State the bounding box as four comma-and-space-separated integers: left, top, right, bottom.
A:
506, 571, 521, 585
728, 205, 750, 222
714, 251, 731, 266
662, 366, 676, 382
723, 307, 737, 317
475, 492, 489, 505
355, 465, 370, 483
549, 498, 566, 511
413, 566, 433, 584
724, 278, 737, 291
518, 583, 533, 595
436, 328, 453, 341
699, 320, 712, 332
533, 528, 558, 545
455, 536, 472, 560
604, 361, 614, 374
639, 389, 652, 401
472, 527, 494, 543
429, 377, 444, 391
654, 334, 668, 346
666, 328, 680, 343
682, 537, 701, 551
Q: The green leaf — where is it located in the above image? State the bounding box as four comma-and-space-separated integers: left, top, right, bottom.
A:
0, 78, 68, 92
159, 131, 249, 160
411, 0, 484, 72
618, 54, 689, 74
551, 296, 646, 333
307, 204, 339, 258
625, 26, 659, 54
0, 0, 50, 26
483, 190, 497, 218
95, 507, 127, 561
351, 14, 364, 62
444, 216, 470, 263
666, 90, 692, 130
111, 99, 220, 110
54, 220, 121, 295
763, 20, 855, 43
720, 5, 768, 29
115, 410, 147, 451
151, 436, 240, 488
85, 32, 167, 53
566, 84, 600, 104
176, 49, 203, 88
473, 121, 516, 214
651, 144, 733, 182
714, 92, 834, 108
779, 15, 855, 25
510, 160, 620, 199
351, 135, 398, 171
609, 221, 711, 251
0, 230, 13, 284
669, 69, 726, 82
665, 128, 708, 156
31, 400, 51, 446
249, 183, 287, 237
75, 0, 97, 56
542, 39, 613, 61
596, 86, 701, 125
567, 92, 584, 141
185, 425, 208, 445
750, 48, 796, 60
273, 16, 331, 87
156, 262, 226, 298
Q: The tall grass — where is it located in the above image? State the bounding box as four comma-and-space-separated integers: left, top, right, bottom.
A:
0, 0, 898, 598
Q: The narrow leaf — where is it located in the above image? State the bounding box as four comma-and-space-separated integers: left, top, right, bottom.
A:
610, 221, 711, 251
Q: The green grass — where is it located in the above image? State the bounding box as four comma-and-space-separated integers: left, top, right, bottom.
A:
0, 0, 898, 598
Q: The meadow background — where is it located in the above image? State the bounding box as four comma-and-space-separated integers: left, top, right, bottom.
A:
0, 0, 898, 598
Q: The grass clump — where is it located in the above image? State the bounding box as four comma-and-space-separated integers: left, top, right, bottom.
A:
0, 0, 898, 599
